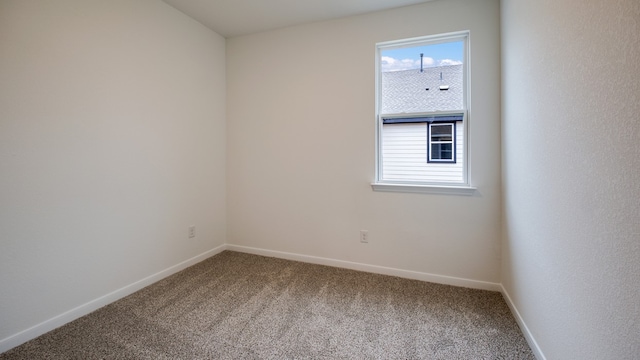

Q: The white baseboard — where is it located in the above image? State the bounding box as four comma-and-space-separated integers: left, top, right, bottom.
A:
226, 244, 502, 292
0, 244, 227, 354
500, 285, 546, 360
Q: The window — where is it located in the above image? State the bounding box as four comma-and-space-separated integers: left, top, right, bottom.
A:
373, 31, 473, 194
429, 123, 455, 163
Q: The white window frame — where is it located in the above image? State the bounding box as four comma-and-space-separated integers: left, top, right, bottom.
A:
372, 31, 476, 195
428, 122, 456, 163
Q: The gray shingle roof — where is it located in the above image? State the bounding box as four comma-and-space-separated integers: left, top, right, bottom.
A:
381, 64, 463, 114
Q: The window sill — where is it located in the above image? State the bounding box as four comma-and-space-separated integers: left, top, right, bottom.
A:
371, 182, 477, 196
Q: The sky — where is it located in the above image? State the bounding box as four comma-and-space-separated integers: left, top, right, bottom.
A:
381, 41, 463, 72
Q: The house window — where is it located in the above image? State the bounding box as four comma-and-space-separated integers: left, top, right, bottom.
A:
429, 123, 455, 163
374, 31, 470, 192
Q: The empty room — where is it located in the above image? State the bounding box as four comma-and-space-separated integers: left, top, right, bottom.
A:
0, 0, 638, 359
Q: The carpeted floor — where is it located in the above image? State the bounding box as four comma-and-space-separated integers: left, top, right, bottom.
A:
1, 251, 534, 359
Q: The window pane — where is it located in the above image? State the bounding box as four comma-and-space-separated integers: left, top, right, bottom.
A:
431, 143, 453, 160
430, 124, 453, 141
380, 41, 464, 114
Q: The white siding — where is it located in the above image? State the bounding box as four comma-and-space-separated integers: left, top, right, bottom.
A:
381, 122, 464, 183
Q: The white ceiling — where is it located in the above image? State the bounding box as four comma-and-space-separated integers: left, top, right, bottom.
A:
162, 0, 433, 38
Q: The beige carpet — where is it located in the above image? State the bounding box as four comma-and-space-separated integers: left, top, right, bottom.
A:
1, 251, 534, 359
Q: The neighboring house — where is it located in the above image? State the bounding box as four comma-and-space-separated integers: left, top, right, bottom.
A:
380, 64, 464, 183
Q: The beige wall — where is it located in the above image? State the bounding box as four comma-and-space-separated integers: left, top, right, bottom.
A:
0, 0, 226, 348
501, 0, 640, 358
227, 0, 501, 284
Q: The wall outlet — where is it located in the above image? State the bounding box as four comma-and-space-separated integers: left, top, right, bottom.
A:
360, 230, 368, 243
188, 225, 196, 238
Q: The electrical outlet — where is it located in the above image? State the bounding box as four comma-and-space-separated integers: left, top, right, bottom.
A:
360, 230, 368, 243
188, 225, 196, 238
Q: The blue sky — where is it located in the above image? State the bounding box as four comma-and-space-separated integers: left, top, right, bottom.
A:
381, 41, 463, 72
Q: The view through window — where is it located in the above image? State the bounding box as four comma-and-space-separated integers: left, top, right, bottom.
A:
376, 33, 468, 187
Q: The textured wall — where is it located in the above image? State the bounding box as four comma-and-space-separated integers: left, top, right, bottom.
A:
227, 0, 502, 284
0, 0, 226, 348
501, 0, 640, 358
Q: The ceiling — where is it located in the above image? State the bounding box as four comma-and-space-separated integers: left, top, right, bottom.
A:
162, 0, 433, 38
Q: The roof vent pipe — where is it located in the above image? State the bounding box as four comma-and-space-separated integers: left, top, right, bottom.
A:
420, 53, 424, 72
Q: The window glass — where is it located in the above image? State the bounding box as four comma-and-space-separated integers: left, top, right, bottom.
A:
429, 123, 455, 162
376, 32, 468, 185
380, 41, 464, 114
